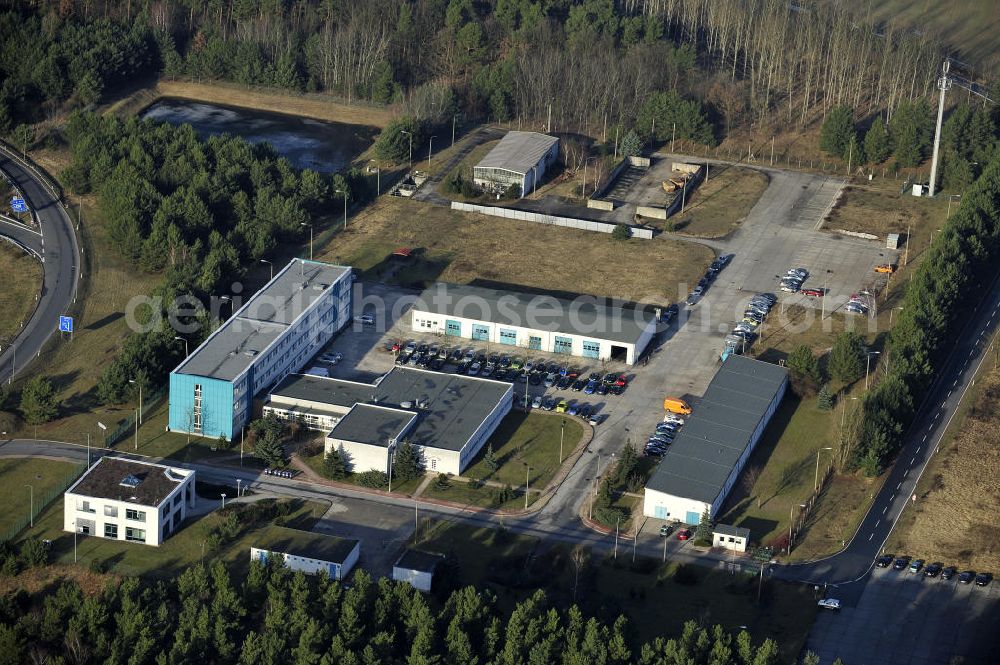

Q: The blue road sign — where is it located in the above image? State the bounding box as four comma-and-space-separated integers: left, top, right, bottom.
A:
59, 316, 73, 333
10, 197, 28, 213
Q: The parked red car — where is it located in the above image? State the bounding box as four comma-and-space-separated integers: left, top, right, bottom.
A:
676, 529, 692, 541
614, 375, 628, 387
801, 288, 824, 297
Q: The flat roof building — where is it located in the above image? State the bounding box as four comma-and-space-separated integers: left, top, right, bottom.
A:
409, 283, 658, 365
263, 366, 513, 475
393, 549, 445, 591
644, 356, 788, 524
168, 259, 353, 440
64, 457, 196, 546
473, 131, 559, 197
251, 526, 360, 580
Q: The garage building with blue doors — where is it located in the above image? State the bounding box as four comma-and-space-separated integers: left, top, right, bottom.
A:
643, 356, 788, 524
409, 283, 658, 365
168, 258, 352, 441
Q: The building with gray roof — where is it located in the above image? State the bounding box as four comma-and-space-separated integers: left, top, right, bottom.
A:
251, 526, 360, 580
644, 356, 788, 524
168, 258, 353, 441
410, 282, 658, 365
473, 131, 559, 197
264, 366, 513, 476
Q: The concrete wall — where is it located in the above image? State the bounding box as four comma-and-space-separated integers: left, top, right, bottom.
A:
451, 201, 654, 240
586, 198, 614, 211
393, 566, 434, 591
327, 438, 391, 474
636, 206, 667, 220
642, 488, 711, 524
665, 164, 705, 219
251, 542, 359, 580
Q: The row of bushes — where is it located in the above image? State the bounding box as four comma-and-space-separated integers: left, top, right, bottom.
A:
852, 154, 1000, 475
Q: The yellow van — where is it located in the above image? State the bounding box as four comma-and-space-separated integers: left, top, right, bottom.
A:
663, 397, 692, 415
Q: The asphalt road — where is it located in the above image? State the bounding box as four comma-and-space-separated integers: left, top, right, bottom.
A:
777, 269, 1000, 597
0, 146, 79, 384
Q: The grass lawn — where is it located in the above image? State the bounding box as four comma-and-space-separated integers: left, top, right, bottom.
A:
420, 477, 538, 510
318, 195, 712, 304
672, 165, 769, 238
434, 139, 499, 197
0, 243, 42, 345
885, 367, 1000, 571
17, 495, 327, 580
0, 458, 83, 537
718, 392, 863, 551
463, 411, 584, 489
299, 450, 426, 496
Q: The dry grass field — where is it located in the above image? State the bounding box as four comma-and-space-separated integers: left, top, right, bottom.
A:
109, 80, 395, 128
823, 181, 949, 261
317, 196, 713, 304
673, 166, 769, 238
0, 243, 42, 344
886, 369, 1000, 571
8, 148, 162, 444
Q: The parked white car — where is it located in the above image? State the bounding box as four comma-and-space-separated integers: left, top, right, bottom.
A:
817, 598, 841, 610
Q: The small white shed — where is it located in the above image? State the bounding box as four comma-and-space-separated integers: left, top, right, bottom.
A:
392, 549, 445, 592
712, 524, 751, 552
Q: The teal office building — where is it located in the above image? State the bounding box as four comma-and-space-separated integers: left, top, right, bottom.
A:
168, 259, 352, 440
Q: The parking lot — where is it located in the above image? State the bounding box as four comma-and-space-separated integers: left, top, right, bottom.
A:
807, 566, 1000, 664
312, 495, 416, 577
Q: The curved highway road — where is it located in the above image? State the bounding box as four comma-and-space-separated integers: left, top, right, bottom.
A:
776, 272, 1000, 599
0, 146, 79, 384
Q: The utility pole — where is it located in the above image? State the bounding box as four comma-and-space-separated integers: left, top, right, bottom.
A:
559, 419, 565, 463
904, 223, 911, 266
614, 517, 620, 559
451, 114, 457, 147
929, 61, 951, 197
814, 447, 832, 492
546, 103, 552, 133
671, 122, 676, 152
524, 463, 530, 510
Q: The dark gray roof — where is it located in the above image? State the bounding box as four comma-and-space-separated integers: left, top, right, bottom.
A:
255, 526, 359, 564
328, 403, 416, 447
174, 259, 349, 381
646, 356, 788, 505
474, 131, 558, 175
269, 373, 374, 409
394, 549, 445, 573
713, 524, 751, 539
271, 367, 512, 452
67, 457, 190, 507
412, 283, 657, 346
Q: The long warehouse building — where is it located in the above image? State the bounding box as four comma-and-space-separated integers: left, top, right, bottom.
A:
473, 131, 559, 197
643, 356, 788, 524
409, 283, 658, 365
168, 259, 353, 440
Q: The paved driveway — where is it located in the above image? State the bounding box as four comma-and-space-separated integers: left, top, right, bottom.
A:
807, 566, 1000, 664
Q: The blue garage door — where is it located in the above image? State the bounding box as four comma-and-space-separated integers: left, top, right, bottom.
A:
553, 336, 573, 354
685, 511, 700, 525
528, 336, 542, 350
499, 328, 517, 345
328, 563, 340, 579
446, 320, 462, 336
582, 340, 600, 359
654, 506, 669, 519
472, 324, 490, 341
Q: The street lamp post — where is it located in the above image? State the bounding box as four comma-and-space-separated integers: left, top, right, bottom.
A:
452, 114, 459, 147
335, 189, 347, 230
236, 478, 242, 498
614, 516, 621, 559
814, 447, 833, 492
789, 503, 807, 552
428, 135, 436, 165
865, 351, 881, 390
25, 484, 33, 528
174, 336, 189, 357
559, 419, 566, 463
221, 493, 226, 509
260, 258, 273, 281
524, 463, 530, 510
129, 379, 143, 425
400, 130, 413, 169
300, 222, 313, 260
